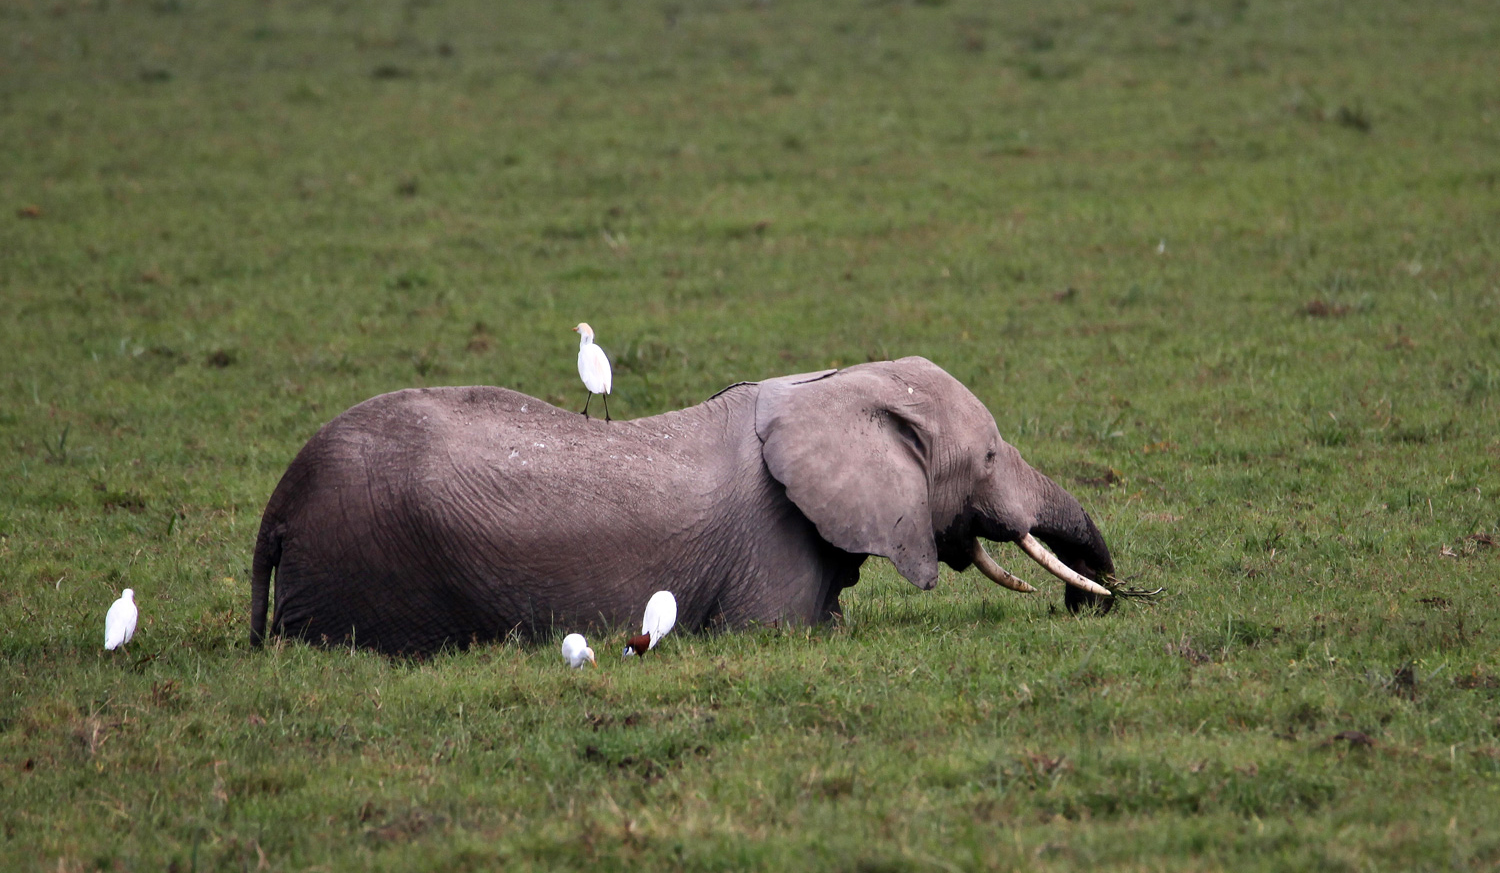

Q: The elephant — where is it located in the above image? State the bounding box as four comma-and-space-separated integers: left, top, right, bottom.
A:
249, 357, 1119, 655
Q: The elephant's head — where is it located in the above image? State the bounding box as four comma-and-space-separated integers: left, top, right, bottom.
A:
755, 357, 1116, 612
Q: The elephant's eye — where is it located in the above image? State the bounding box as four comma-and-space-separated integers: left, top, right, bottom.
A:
985, 449, 996, 464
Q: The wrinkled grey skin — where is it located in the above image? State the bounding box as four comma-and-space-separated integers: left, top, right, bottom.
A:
250, 357, 1114, 654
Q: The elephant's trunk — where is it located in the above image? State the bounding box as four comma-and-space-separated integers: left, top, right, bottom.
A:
1027, 469, 1113, 570
1024, 468, 1117, 611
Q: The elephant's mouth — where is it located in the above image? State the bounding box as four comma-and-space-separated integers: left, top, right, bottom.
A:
970, 536, 1113, 597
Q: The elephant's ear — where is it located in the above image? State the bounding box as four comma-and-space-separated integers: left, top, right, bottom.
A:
755, 364, 939, 589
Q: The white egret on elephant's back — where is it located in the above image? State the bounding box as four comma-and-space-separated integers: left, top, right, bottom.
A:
561, 633, 596, 668
623, 590, 677, 657
104, 589, 138, 650
573, 322, 612, 421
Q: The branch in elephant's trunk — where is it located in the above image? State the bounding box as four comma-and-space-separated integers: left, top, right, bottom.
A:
1017, 533, 1113, 597
971, 539, 1036, 592
1104, 575, 1167, 600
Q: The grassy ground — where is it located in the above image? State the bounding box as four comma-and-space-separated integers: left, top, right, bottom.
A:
3, 0, 1499, 869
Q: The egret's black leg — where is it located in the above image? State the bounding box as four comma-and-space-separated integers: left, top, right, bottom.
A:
580, 393, 593, 418
603, 394, 612, 422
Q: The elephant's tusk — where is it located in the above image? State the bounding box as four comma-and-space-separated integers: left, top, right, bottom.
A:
971, 540, 1035, 593
1018, 533, 1113, 597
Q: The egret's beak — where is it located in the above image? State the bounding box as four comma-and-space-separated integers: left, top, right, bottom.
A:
587, 652, 597, 667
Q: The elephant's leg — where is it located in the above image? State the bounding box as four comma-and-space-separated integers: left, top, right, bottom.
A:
819, 589, 844, 623
816, 552, 865, 623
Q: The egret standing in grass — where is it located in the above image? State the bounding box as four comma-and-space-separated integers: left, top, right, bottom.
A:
623, 590, 677, 657
573, 322, 612, 421
561, 633, 597, 668
104, 589, 137, 651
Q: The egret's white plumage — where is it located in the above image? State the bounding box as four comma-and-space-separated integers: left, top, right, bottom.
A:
623, 590, 677, 657
642, 590, 677, 644
104, 589, 137, 651
561, 633, 596, 668
573, 322, 613, 421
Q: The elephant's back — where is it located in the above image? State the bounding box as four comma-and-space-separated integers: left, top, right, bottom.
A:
319, 384, 696, 464
323, 385, 564, 447
293, 386, 603, 480
279, 384, 730, 524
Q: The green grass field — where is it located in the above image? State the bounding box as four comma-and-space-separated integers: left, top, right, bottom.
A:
3, 0, 1499, 869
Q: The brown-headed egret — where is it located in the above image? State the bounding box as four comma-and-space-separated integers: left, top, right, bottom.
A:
622, 590, 676, 657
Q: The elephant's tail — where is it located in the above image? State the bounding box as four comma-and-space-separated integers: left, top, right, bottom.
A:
250, 517, 283, 648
